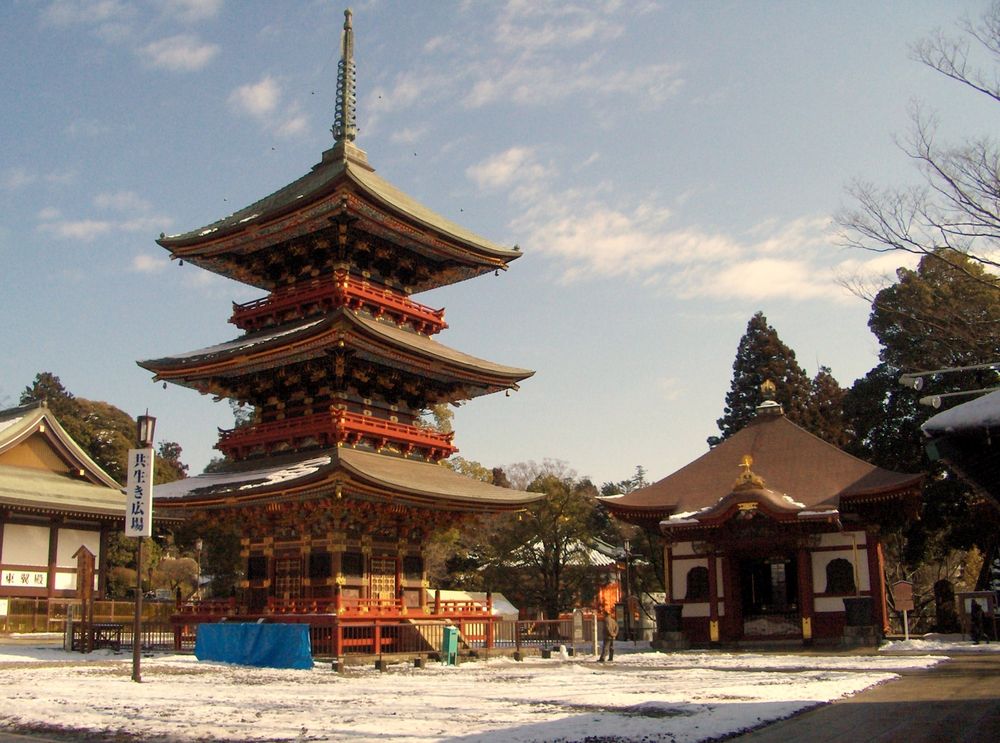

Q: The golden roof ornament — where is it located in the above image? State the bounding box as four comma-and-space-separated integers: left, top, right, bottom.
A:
755, 379, 783, 416
733, 454, 766, 490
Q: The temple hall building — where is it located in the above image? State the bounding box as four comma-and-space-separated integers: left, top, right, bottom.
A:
605, 389, 923, 645
0, 402, 125, 608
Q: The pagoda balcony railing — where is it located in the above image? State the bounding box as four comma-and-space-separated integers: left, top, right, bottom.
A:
230, 272, 447, 335
216, 408, 457, 461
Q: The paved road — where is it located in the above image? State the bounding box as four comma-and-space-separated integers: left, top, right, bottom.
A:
734, 652, 1000, 742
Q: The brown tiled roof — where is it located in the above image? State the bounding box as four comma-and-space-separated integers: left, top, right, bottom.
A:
137, 309, 533, 391
153, 447, 540, 511
607, 414, 922, 518
157, 153, 520, 264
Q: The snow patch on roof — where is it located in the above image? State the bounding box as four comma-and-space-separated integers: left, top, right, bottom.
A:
238, 456, 331, 490
0, 416, 24, 435
782, 494, 806, 509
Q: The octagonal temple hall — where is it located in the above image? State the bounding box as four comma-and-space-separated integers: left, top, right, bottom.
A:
140, 10, 536, 619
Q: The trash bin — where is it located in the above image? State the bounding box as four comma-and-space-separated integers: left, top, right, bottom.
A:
654, 604, 683, 634
441, 625, 458, 666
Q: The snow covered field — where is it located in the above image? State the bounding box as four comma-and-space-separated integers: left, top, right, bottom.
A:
0, 636, 991, 742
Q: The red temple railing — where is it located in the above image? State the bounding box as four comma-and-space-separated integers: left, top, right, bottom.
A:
230, 273, 447, 335
216, 408, 457, 461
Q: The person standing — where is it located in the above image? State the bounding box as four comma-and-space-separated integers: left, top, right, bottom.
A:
970, 601, 989, 644
599, 610, 619, 662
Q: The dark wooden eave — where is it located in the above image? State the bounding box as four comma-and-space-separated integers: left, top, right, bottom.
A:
157, 154, 521, 292
153, 447, 541, 513
137, 309, 533, 400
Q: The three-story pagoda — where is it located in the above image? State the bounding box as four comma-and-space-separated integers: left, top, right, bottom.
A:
141, 10, 535, 616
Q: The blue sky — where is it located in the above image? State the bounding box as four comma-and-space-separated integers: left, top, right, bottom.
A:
1, 0, 992, 485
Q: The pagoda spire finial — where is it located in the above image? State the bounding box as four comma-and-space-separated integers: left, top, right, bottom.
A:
333, 8, 357, 144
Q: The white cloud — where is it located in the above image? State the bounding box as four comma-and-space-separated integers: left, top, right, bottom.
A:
163, 0, 223, 23
94, 190, 152, 213
37, 189, 170, 241
390, 127, 427, 145
276, 114, 308, 138
65, 119, 110, 138
466, 147, 551, 191
140, 34, 219, 72
228, 76, 308, 139
2, 168, 35, 190
42, 0, 132, 27
38, 219, 114, 241
229, 75, 281, 117
131, 253, 168, 272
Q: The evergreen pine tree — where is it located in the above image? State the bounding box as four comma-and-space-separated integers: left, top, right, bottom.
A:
710, 312, 812, 445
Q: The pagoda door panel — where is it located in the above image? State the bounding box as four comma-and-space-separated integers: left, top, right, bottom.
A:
369, 556, 397, 606
274, 556, 302, 600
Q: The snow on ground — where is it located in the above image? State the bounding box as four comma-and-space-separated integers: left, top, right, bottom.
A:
0, 636, 982, 743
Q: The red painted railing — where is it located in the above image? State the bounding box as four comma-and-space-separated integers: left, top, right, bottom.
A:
230, 273, 447, 335
215, 408, 456, 461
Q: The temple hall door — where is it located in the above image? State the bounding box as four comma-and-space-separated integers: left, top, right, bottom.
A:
274, 555, 302, 601
738, 555, 800, 638
369, 556, 398, 607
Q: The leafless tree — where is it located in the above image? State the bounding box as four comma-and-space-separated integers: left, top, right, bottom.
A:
838, 2, 1000, 292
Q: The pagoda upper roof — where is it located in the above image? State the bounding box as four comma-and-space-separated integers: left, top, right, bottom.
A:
156, 148, 522, 291
153, 446, 539, 512
137, 308, 533, 394
605, 412, 923, 526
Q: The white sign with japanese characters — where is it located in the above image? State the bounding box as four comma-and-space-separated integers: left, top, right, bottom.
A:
125, 447, 154, 538
1, 570, 47, 588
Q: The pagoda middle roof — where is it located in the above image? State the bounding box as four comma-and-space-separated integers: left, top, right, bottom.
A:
137, 309, 533, 390
606, 413, 923, 521
156, 151, 521, 287
153, 446, 539, 512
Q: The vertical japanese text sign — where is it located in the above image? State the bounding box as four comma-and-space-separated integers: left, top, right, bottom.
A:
125, 448, 154, 538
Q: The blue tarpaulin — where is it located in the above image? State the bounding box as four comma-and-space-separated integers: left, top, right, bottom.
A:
195, 623, 313, 669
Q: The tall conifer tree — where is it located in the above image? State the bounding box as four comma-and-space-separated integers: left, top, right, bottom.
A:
710, 312, 812, 445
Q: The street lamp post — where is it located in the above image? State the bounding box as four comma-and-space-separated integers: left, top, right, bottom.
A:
128, 413, 156, 683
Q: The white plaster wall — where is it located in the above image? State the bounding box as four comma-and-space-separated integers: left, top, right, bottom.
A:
55, 528, 101, 568
816, 597, 854, 612
671, 555, 706, 601
818, 532, 867, 549
1, 524, 50, 567
811, 531, 870, 593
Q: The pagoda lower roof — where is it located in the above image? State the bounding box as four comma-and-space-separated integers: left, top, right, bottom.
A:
156, 149, 521, 290
606, 413, 923, 522
137, 309, 533, 392
152, 447, 540, 512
